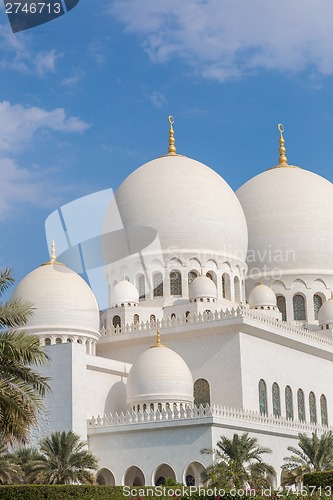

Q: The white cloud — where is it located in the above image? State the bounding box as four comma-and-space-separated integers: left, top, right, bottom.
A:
0, 101, 91, 220
0, 24, 61, 76
109, 0, 333, 81
0, 101, 90, 153
0, 158, 56, 218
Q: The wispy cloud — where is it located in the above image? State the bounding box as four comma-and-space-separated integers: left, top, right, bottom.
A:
148, 90, 167, 109
109, 0, 333, 81
0, 24, 61, 76
0, 101, 91, 219
61, 67, 85, 87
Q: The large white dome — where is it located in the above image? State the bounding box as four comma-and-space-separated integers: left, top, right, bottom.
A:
126, 342, 194, 408
114, 155, 248, 265
12, 262, 100, 337
237, 167, 333, 278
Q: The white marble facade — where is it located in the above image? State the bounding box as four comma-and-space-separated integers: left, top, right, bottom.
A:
13, 125, 333, 487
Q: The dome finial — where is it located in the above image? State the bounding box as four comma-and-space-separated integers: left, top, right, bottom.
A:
151, 328, 165, 348
167, 116, 177, 156
277, 123, 289, 167
50, 239, 56, 264
41, 239, 64, 266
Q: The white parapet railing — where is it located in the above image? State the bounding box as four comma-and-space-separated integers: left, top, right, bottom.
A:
99, 306, 333, 346
88, 404, 332, 434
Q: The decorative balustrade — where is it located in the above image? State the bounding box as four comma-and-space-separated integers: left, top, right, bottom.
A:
88, 403, 331, 434
99, 306, 333, 346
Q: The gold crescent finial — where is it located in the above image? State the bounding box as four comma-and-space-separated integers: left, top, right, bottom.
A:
167, 115, 177, 156
150, 328, 165, 348
277, 123, 288, 166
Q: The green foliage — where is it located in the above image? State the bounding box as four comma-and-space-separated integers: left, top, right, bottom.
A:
26, 431, 99, 484
0, 268, 50, 445
303, 470, 333, 488
201, 432, 275, 489
282, 431, 333, 486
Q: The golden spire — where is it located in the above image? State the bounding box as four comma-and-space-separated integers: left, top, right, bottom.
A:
150, 328, 165, 348
41, 239, 64, 266
277, 123, 289, 167
167, 116, 177, 156
50, 239, 56, 264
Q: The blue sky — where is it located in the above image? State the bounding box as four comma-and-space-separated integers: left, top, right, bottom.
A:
1, 0, 333, 294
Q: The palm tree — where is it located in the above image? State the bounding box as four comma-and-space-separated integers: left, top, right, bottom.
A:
29, 431, 98, 484
10, 446, 43, 484
0, 437, 19, 484
0, 268, 50, 444
201, 432, 275, 489
282, 431, 333, 486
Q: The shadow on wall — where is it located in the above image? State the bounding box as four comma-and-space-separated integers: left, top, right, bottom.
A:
104, 379, 127, 415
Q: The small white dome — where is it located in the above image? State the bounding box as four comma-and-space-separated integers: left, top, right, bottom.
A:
111, 280, 139, 306
12, 262, 100, 337
248, 283, 277, 308
189, 275, 217, 301
318, 298, 333, 326
126, 343, 193, 407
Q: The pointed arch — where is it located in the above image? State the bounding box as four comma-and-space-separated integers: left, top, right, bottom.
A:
153, 272, 163, 297
285, 386, 293, 420
170, 270, 182, 296
293, 294, 306, 321
258, 379, 267, 416
272, 382, 281, 417
194, 379, 210, 407
320, 394, 328, 426
277, 295, 287, 321
297, 389, 305, 422
309, 391, 317, 424
313, 294, 323, 320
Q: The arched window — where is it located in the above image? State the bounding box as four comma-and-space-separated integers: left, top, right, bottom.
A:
150, 314, 156, 323
277, 295, 287, 321
297, 389, 305, 422
194, 379, 210, 407
153, 273, 163, 297
320, 394, 328, 426
285, 386, 293, 420
137, 274, 145, 300
272, 382, 281, 417
309, 391, 317, 423
188, 271, 198, 286
293, 294, 306, 321
171, 313, 176, 320
258, 379, 268, 415
134, 314, 140, 325
234, 276, 241, 303
222, 273, 231, 300
313, 294, 323, 321
206, 272, 213, 281
112, 315, 121, 328
185, 311, 191, 323
55, 337, 62, 344
170, 271, 182, 296
67, 338, 73, 343
44, 338, 51, 346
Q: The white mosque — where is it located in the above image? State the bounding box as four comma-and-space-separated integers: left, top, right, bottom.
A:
12, 119, 333, 487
